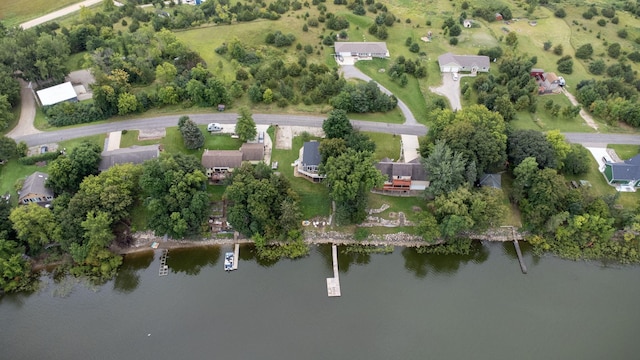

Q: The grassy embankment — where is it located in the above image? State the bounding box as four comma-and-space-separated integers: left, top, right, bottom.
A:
0, 0, 81, 27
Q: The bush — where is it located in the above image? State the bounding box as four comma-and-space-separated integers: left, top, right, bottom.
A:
611, 16, 619, 24
628, 51, 640, 63
608, 43, 621, 58
588, 59, 606, 74
553, 44, 563, 55
597, 19, 606, 26
409, 43, 420, 53
554, 9, 566, 18
449, 24, 462, 36
44, 102, 106, 127
18, 151, 61, 165
543, 40, 552, 51
449, 37, 459, 45
601, 7, 615, 18
575, 44, 593, 59
582, 12, 594, 20
557, 56, 573, 74
617, 29, 628, 39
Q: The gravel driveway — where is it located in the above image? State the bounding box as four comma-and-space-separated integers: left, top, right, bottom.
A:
429, 73, 461, 111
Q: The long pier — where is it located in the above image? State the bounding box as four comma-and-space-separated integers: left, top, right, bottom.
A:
326, 244, 341, 297
513, 239, 527, 274
232, 243, 239, 270
158, 249, 169, 276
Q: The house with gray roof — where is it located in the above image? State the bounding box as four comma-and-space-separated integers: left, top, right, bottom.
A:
19, 172, 54, 206
99, 145, 160, 171
479, 173, 502, 189
437, 52, 490, 74
603, 154, 640, 190
374, 158, 429, 193
334, 42, 389, 58
296, 141, 325, 183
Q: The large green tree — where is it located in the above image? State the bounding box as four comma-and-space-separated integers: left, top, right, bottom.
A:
322, 109, 352, 139
0, 238, 31, 293
235, 107, 257, 142
225, 162, 302, 240
9, 204, 58, 254
422, 140, 468, 198
0, 136, 17, 162
428, 105, 507, 179
178, 116, 205, 149
323, 149, 386, 225
507, 129, 557, 169
139, 154, 209, 238
47, 141, 102, 194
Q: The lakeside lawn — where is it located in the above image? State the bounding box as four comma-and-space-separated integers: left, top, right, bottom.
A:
270, 135, 331, 219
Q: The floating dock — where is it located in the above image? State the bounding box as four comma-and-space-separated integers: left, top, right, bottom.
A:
158, 249, 169, 276
326, 244, 341, 297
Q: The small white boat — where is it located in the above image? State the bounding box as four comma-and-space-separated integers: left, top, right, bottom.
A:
224, 252, 234, 271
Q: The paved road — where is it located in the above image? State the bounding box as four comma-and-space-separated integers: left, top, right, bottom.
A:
20, 0, 104, 29
340, 65, 418, 125
13, 113, 429, 147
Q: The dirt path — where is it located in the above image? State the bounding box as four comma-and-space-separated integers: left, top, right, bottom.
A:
6, 80, 41, 139
562, 88, 599, 131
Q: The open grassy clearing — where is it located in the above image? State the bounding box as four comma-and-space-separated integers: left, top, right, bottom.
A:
0, 0, 81, 27
367, 193, 425, 222
59, 133, 106, 151
608, 144, 640, 160
364, 131, 401, 161
0, 162, 49, 202
271, 135, 331, 218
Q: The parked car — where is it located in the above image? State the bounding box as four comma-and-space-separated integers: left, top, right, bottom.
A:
558, 76, 566, 86
207, 123, 223, 132
452, 72, 459, 81
40, 145, 48, 154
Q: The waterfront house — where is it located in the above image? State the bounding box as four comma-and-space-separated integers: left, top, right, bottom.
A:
296, 141, 325, 183
374, 158, 429, 194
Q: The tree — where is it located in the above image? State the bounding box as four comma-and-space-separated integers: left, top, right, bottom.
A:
507, 129, 557, 169
117, 92, 138, 115
543, 40, 552, 51
505, 32, 518, 47
575, 44, 593, 59
449, 24, 462, 37
553, 44, 563, 55
563, 143, 591, 175
545, 130, 571, 169
139, 154, 209, 238
428, 105, 507, 179
9, 204, 58, 254
589, 59, 606, 75
235, 107, 257, 142
422, 140, 467, 198
323, 149, 386, 225
555, 214, 614, 249
554, 8, 566, 18
0, 136, 17, 162
225, 163, 302, 240
608, 43, 621, 58
178, 116, 205, 149
0, 238, 31, 293
415, 211, 441, 243
322, 109, 353, 139
47, 141, 102, 194
0, 95, 11, 131
319, 138, 348, 167
557, 57, 573, 74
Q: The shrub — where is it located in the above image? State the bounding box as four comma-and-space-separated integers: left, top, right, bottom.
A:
611, 16, 619, 24
449, 24, 462, 36
588, 59, 605, 74
18, 151, 61, 165
575, 44, 593, 59
449, 37, 459, 45
608, 43, 621, 58
601, 7, 615, 18
553, 44, 563, 55
617, 29, 628, 39
409, 43, 420, 53
582, 12, 593, 20
628, 51, 640, 63
597, 19, 606, 26
554, 9, 566, 18
543, 40, 552, 51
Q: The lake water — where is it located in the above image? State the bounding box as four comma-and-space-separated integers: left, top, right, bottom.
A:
1, 242, 639, 360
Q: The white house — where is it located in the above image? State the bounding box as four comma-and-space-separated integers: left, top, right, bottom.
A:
36, 82, 78, 107
437, 53, 490, 74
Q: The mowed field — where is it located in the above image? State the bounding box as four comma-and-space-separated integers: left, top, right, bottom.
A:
0, 0, 81, 27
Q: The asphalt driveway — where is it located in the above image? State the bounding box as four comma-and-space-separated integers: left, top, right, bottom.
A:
429, 73, 461, 111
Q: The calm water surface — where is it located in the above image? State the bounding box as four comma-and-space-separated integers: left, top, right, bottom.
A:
1, 243, 639, 360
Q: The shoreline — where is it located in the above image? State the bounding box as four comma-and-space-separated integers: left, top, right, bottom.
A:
114, 229, 526, 255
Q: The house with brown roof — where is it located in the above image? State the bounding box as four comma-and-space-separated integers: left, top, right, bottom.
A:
240, 143, 265, 163
202, 143, 266, 183
437, 52, 490, 74
99, 145, 160, 171
374, 158, 429, 194
19, 172, 54, 206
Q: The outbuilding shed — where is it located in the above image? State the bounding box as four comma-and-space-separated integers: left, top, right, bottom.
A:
36, 82, 77, 106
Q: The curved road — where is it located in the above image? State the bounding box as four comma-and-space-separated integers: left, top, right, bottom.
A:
340, 65, 418, 125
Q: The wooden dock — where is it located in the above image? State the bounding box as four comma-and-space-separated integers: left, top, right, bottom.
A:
326, 244, 341, 297
513, 238, 527, 274
232, 243, 239, 270
158, 249, 169, 276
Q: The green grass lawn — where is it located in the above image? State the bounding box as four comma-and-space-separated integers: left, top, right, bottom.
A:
367, 193, 425, 222
364, 132, 401, 161
509, 95, 598, 133
161, 127, 243, 157
0, 161, 49, 202
59, 134, 106, 151
271, 136, 331, 219
608, 144, 640, 160
120, 131, 159, 148
0, 0, 81, 27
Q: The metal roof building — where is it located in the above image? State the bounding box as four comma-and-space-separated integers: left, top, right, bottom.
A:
36, 82, 78, 106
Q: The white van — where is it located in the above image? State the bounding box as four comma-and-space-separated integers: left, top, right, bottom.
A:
207, 123, 223, 132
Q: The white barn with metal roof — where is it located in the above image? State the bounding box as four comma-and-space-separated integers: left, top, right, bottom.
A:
36, 82, 78, 106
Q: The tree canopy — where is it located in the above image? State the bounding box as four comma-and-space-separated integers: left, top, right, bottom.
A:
235, 107, 257, 142
178, 116, 205, 149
